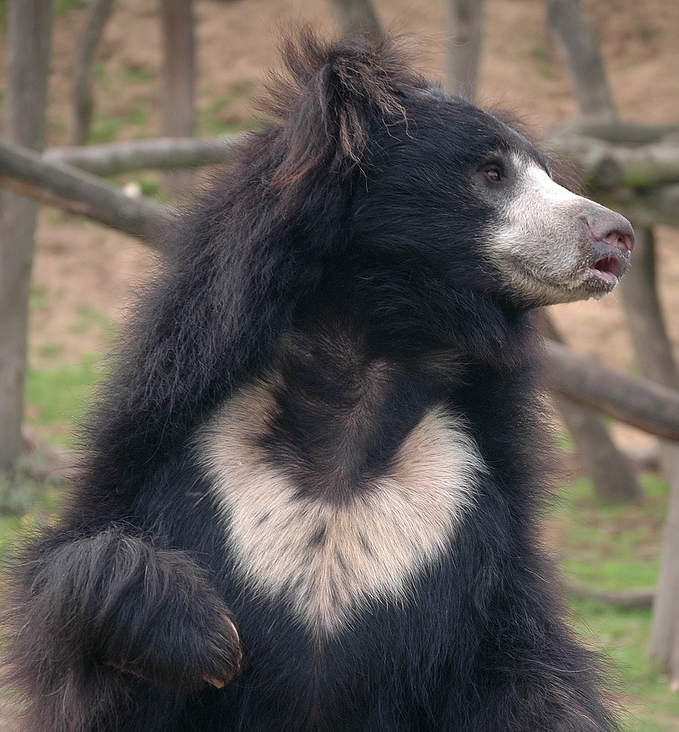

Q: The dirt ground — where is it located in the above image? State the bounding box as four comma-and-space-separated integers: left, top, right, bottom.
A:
6, 0, 679, 447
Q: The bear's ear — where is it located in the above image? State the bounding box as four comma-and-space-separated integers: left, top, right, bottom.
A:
265, 31, 426, 190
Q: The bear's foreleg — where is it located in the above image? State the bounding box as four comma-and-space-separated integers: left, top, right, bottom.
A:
10, 526, 241, 696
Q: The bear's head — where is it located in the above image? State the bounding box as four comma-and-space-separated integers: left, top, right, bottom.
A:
260, 33, 634, 328
345, 89, 634, 312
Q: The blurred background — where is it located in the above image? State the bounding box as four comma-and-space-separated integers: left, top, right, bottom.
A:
1, 0, 679, 729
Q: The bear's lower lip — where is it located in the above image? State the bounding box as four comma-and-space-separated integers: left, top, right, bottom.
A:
588, 266, 618, 287
588, 254, 624, 288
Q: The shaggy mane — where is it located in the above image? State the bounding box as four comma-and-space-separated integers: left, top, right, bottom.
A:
73, 32, 431, 512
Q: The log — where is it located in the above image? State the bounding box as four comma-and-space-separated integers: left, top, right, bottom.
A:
48, 134, 679, 220
598, 185, 679, 229
4, 148, 679, 441
44, 135, 243, 177
0, 140, 171, 241
546, 342, 679, 441
545, 130, 679, 189
549, 119, 679, 145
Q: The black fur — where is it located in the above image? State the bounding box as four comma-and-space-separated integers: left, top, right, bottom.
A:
6, 33, 620, 731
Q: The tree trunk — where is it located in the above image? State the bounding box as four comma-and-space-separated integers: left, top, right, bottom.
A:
444, 0, 484, 99
0, 0, 53, 474
72, 0, 116, 145
328, 0, 381, 39
554, 397, 640, 501
544, 315, 640, 501
543, 0, 644, 501
545, 0, 616, 119
649, 450, 679, 691
159, 0, 195, 197
620, 226, 679, 480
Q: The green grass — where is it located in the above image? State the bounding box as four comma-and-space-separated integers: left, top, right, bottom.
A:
48, 114, 68, 136
555, 474, 665, 592
54, 0, 86, 14
29, 283, 48, 313
0, 463, 63, 522
89, 114, 127, 145
637, 22, 661, 44
553, 474, 679, 731
198, 80, 259, 137
531, 42, 558, 79
36, 343, 64, 359
137, 175, 161, 198
70, 305, 116, 341
0, 355, 105, 530
120, 58, 156, 84
569, 598, 679, 731
89, 103, 149, 144
23, 355, 106, 448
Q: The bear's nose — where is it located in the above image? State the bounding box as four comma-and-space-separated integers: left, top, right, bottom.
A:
585, 210, 635, 254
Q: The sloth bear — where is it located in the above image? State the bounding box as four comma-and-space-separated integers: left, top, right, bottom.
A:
7, 33, 634, 732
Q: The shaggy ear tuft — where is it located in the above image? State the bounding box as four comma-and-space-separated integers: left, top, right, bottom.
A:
264, 30, 429, 189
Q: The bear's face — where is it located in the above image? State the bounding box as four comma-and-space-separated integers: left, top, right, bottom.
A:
352, 94, 634, 313
478, 149, 634, 307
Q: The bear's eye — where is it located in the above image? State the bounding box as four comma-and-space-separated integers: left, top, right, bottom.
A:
483, 165, 503, 183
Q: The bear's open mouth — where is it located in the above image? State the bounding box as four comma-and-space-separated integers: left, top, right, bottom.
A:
589, 255, 623, 286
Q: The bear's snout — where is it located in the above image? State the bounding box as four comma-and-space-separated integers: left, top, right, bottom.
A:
585, 210, 635, 255
583, 209, 635, 287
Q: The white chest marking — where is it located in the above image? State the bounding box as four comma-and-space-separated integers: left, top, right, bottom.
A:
198, 383, 485, 637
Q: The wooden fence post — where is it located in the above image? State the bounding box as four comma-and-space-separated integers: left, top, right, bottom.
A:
160, 0, 196, 196
72, 0, 116, 145
444, 0, 484, 99
0, 0, 53, 477
545, 0, 645, 501
328, 0, 381, 39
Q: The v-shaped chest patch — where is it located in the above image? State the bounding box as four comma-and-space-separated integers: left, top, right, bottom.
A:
198, 382, 485, 637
